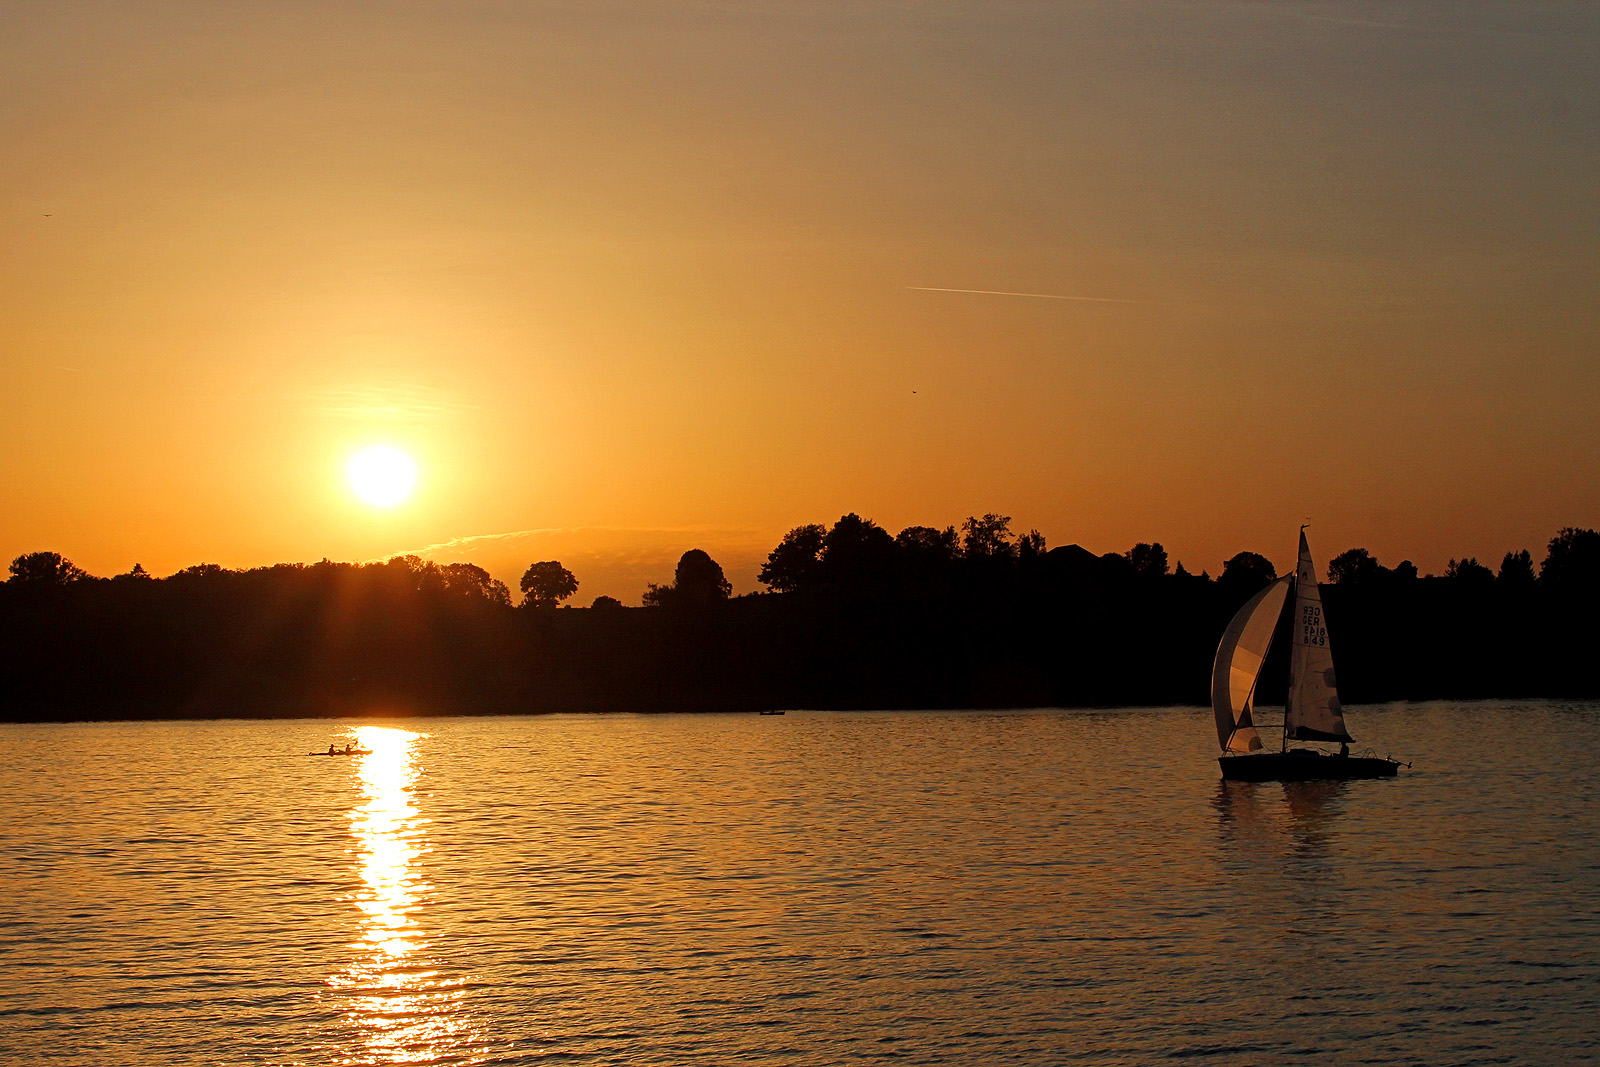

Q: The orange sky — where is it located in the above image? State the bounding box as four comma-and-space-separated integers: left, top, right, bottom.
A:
3, 2, 1596, 602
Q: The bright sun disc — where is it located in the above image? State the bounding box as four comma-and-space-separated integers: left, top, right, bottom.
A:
347, 446, 417, 507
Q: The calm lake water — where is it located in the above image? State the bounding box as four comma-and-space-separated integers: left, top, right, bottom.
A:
2, 702, 1597, 1066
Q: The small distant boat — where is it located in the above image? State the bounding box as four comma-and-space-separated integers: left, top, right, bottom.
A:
759, 710, 786, 716
313, 746, 372, 757
1212, 529, 1406, 781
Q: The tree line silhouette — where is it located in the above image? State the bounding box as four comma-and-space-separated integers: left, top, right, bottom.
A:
3, 519, 1597, 720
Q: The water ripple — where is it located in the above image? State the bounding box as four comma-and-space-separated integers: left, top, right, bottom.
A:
0, 703, 1597, 1065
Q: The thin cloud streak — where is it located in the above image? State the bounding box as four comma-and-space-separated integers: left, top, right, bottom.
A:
382, 524, 771, 562
907, 286, 1139, 303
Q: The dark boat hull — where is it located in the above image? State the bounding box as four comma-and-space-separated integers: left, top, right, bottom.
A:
1219, 751, 1400, 781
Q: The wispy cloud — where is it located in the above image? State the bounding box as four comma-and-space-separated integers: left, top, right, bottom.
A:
381, 524, 772, 562
908, 286, 1138, 303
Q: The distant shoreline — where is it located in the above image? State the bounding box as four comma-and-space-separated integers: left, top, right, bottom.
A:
6, 526, 1597, 722
3, 696, 1591, 728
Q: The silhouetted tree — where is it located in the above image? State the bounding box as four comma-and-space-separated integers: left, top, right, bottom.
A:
1125, 542, 1168, 578
7, 552, 89, 585
644, 549, 732, 606
1016, 530, 1047, 562
961, 514, 1014, 560
1328, 548, 1382, 585
677, 549, 732, 600
820, 514, 895, 586
1445, 557, 1494, 585
377, 554, 447, 594
590, 595, 623, 610
1498, 549, 1535, 587
113, 563, 152, 582
1221, 551, 1276, 590
440, 563, 512, 606
1541, 527, 1600, 589
520, 561, 579, 609
895, 525, 959, 562
758, 524, 825, 592
1392, 560, 1419, 581
8, 515, 1600, 722
374, 554, 427, 592
174, 563, 229, 580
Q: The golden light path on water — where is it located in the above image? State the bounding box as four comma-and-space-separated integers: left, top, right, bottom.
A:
325, 726, 484, 1065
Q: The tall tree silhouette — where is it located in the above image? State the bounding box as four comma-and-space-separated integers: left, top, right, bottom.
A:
1498, 549, 1535, 587
439, 563, 512, 606
895, 525, 959, 563
820, 514, 896, 588
520, 561, 579, 608
759, 525, 825, 593
1221, 551, 1276, 590
1328, 547, 1383, 585
1125, 542, 1168, 578
7, 552, 89, 585
961, 514, 1014, 560
1017, 530, 1047, 563
644, 549, 731, 606
1445, 557, 1494, 585
1541, 527, 1600, 589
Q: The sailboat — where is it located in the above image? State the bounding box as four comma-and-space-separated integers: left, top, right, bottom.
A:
1212, 529, 1404, 781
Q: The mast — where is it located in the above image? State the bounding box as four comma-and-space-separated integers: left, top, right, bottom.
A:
1282, 525, 1306, 752
1282, 570, 1291, 753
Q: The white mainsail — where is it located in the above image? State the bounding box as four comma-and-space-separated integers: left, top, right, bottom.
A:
1285, 530, 1352, 743
1211, 575, 1292, 752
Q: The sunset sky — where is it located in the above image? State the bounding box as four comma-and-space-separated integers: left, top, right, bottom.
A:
4, 1, 1596, 602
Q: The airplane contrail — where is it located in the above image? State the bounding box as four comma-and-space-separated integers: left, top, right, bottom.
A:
907, 286, 1137, 303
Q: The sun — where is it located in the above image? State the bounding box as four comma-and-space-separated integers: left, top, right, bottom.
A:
347, 446, 417, 508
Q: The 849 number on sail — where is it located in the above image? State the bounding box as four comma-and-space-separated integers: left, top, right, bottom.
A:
1301, 605, 1327, 647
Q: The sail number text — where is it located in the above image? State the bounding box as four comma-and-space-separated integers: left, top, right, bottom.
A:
1301, 604, 1327, 647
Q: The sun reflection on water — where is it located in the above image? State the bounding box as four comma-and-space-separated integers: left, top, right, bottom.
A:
325, 726, 482, 1064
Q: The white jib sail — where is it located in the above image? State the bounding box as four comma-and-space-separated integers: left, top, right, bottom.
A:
1211, 575, 1291, 752
1285, 530, 1352, 743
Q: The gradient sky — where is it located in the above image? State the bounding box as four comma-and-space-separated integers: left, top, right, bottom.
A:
4, 1, 1596, 602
